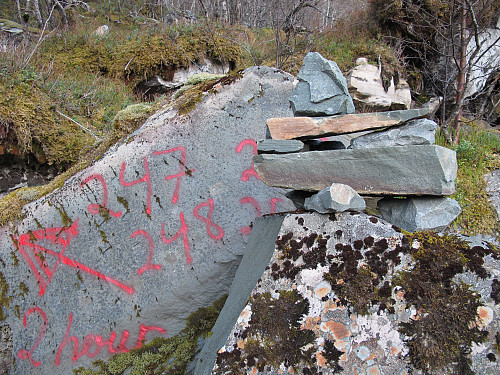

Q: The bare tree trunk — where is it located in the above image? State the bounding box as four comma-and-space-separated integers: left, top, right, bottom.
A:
16, 0, 22, 23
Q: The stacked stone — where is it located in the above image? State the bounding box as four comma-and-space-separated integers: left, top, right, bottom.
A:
254, 52, 461, 232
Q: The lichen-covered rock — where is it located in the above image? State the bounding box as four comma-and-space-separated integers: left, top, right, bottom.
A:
289, 52, 355, 116
205, 212, 500, 375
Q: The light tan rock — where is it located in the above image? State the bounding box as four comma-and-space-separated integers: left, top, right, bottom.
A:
266, 108, 430, 140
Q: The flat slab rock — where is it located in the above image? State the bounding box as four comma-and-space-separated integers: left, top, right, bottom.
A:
253, 145, 457, 195
267, 108, 430, 140
203, 212, 500, 375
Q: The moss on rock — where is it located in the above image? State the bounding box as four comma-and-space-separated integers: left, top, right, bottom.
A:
73, 295, 227, 375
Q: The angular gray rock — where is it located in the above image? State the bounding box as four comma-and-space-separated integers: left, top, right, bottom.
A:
257, 139, 308, 154
253, 145, 457, 196
0, 66, 296, 375
289, 52, 355, 116
349, 118, 438, 149
377, 196, 462, 232
304, 183, 366, 213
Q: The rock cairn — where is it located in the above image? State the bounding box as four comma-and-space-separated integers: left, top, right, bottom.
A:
254, 52, 461, 232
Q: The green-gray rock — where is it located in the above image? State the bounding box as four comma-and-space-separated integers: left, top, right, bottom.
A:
253, 145, 457, 195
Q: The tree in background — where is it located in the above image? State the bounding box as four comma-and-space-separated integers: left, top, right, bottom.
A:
372, 0, 499, 143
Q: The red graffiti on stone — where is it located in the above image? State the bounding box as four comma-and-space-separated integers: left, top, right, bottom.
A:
17, 307, 47, 367
153, 146, 195, 204
161, 212, 191, 264
239, 197, 284, 235
15, 221, 134, 296
120, 156, 152, 215
55, 312, 166, 365
193, 198, 224, 241
131, 229, 162, 274
236, 139, 260, 181
81, 174, 122, 218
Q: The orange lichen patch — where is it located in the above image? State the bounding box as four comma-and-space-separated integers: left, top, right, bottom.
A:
323, 299, 338, 312
390, 346, 401, 356
237, 339, 245, 349
367, 364, 381, 375
397, 290, 405, 300
325, 321, 350, 340
302, 316, 321, 331
288, 366, 295, 373
367, 352, 377, 361
315, 285, 331, 298
476, 306, 494, 328
251, 367, 258, 375
316, 352, 328, 367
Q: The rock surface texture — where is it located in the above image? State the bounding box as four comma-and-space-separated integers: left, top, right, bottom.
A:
201, 212, 500, 375
0, 66, 295, 374
289, 52, 355, 116
266, 108, 430, 140
349, 118, 438, 149
377, 196, 462, 232
253, 145, 457, 195
303, 183, 366, 213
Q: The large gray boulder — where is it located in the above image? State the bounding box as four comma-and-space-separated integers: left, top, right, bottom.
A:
197, 212, 499, 374
253, 145, 457, 195
349, 118, 438, 149
289, 52, 355, 116
0, 66, 295, 374
378, 196, 462, 232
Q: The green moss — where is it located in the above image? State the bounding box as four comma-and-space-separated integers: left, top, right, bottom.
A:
0, 271, 11, 321
215, 290, 327, 373
112, 103, 152, 134
0, 76, 94, 167
73, 295, 228, 375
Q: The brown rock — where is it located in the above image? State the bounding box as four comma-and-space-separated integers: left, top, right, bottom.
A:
267, 108, 430, 140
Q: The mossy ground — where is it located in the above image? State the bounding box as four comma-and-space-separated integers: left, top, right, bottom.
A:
73, 295, 227, 375
436, 124, 500, 236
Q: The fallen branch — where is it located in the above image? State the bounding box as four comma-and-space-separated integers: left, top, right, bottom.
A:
56, 110, 100, 142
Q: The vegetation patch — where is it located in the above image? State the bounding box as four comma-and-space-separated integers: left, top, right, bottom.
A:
214, 290, 340, 374
436, 124, 500, 235
73, 295, 227, 375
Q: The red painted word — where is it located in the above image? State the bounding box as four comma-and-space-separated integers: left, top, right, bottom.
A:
15, 221, 134, 296
236, 139, 260, 181
55, 312, 166, 365
17, 307, 167, 367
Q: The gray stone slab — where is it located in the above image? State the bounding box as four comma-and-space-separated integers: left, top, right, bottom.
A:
378, 196, 462, 232
267, 108, 431, 140
253, 145, 457, 195
0, 66, 296, 374
349, 118, 438, 149
257, 139, 308, 154
290, 52, 355, 116
193, 215, 286, 375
